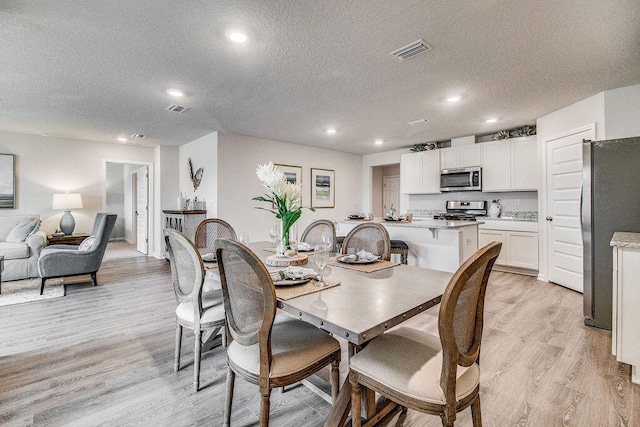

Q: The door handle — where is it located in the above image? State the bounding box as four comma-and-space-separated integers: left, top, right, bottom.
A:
546, 216, 553, 221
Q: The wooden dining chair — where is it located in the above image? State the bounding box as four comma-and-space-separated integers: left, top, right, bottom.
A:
341, 223, 391, 261
164, 228, 226, 392
194, 218, 237, 248
301, 219, 336, 251
349, 241, 502, 427
214, 238, 342, 427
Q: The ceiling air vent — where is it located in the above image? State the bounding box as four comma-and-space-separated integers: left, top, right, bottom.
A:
130, 133, 146, 139
408, 118, 430, 125
166, 104, 189, 113
389, 39, 432, 61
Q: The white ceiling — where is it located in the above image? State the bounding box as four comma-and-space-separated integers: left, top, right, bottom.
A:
1, 1, 639, 155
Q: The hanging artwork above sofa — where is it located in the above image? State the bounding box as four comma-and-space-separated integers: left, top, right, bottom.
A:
0, 154, 15, 209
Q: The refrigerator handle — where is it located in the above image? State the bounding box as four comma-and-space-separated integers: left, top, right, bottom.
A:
579, 185, 583, 234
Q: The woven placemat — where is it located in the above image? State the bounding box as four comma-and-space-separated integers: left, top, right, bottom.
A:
328, 257, 400, 273
275, 279, 340, 301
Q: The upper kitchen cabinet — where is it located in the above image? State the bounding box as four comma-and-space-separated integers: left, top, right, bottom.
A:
401, 151, 441, 194
482, 136, 537, 192
440, 144, 482, 170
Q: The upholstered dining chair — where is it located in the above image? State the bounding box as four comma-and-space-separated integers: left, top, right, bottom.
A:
164, 228, 225, 392
38, 213, 116, 295
214, 238, 342, 427
300, 219, 336, 251
194, 218, 237, 248
341, 223, 391, 261
348, 241, 502, 427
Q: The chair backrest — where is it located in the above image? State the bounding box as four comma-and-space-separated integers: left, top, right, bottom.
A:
215, 239, 276, 356
164, 228, 205, 319
438, 241, 501, 404
194, 218, 237, 248
341, 223, 391, 261
301, 220, 336, 251
88, 213, 117, 255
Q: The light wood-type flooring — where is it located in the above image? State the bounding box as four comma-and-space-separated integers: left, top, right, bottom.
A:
0, 243, 638, 426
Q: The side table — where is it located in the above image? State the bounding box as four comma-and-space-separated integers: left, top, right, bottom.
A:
47, 233, 90, 246
0, 255, 4, 294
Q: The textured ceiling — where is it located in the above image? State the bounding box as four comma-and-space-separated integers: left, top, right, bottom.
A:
1, 1, 639, 154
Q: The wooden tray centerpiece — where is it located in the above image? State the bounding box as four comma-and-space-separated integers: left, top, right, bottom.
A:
266, 253, 308, 267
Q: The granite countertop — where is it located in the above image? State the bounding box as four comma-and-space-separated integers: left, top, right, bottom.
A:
338, 218, 481, 229
610, 232, 640, 248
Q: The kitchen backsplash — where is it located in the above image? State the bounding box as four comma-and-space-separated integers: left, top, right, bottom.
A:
404, 191, 538, 214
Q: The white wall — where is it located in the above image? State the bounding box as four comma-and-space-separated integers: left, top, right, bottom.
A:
604, 84, 640, 139
104, 162, 126, 239
178, 132, 218, 216
153, 145, 180, 257
216, 133, 362, 242
0, 131, 155, 236
362, 148, 408, 213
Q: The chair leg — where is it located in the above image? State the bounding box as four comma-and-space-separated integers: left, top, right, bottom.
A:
91, 272, 98, 286
331, 359, 340, 402
260, 390, 271, 427
193, 329, 202, 392
471, 395, 482, 427
174, 324, 182, 372
350, 372, 362, 427
224, 367, 235, 427
40, 278, 46, 295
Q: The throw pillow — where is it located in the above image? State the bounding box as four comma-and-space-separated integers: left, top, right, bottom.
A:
6, 219, 41, 243
78, 235, 96, 252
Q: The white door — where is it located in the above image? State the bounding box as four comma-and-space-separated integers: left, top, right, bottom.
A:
383, 176, 400, 215
134, 167, 149, 255
545, 125, 595, 292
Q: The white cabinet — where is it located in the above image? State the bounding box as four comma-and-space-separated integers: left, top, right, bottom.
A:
440, 145, 482, 170
478, 220, 538, 274
401, 151, 441, 194
482, 136, 537, 192
611, 234, 640, 385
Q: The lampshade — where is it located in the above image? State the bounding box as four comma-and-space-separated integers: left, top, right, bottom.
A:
52, 193, 83, 210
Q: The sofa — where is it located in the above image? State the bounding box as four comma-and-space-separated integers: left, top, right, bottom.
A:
0, 215, 47, 281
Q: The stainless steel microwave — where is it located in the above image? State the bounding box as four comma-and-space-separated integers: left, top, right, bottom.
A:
440, 167, 482, 192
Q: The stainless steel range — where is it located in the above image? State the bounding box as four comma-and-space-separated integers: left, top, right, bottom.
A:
433, 200, 487, 221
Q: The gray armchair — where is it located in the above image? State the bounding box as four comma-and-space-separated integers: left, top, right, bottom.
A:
38, 213, 117, 294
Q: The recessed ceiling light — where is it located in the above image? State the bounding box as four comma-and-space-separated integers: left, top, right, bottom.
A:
374, 139, 383, 145
117, 136, 128, 142
485, 118, 497, 123
40, 132, 49, 137
326, 128, 337, 135
167, 89, 184, 97
227, 31, 247, 43
446, 95, 461, 103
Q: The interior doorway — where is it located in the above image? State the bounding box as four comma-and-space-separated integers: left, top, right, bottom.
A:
103, 160, 153, 255
371, 163, 400, 217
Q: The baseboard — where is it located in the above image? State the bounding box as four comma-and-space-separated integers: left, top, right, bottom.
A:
493, 265, 539, 277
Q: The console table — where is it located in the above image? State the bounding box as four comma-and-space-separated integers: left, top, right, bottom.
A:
47, 233, 90, 246
162, 210, 206, 257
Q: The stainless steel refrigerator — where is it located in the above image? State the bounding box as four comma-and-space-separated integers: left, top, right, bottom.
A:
582, 136, 640, 330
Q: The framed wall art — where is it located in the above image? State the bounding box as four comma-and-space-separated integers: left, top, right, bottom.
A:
0, 154, 15, 209
311, 168, 335, 208
275, 164, 302, 185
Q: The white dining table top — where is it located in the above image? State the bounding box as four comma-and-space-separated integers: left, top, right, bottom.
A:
244, 241, 453, 346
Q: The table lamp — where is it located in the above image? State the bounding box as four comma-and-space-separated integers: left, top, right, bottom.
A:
52, 193, 83, 235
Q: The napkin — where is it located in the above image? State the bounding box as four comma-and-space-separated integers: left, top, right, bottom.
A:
298, 242, 312, 251
283, 266, 317, 280
356, 250, 379, 261
201, 252, 216, 262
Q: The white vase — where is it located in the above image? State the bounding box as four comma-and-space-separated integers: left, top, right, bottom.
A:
177, 192, 185, 210
488, 202, 501, 218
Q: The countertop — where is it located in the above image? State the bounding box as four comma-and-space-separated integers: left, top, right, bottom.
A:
476, 216, 537, 222
610, 232, 640, 248
338, 218, 482, 229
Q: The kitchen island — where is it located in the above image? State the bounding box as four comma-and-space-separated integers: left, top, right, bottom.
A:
335, 219, 480, 273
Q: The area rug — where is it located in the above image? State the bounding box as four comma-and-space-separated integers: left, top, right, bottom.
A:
0, 278, 64, 307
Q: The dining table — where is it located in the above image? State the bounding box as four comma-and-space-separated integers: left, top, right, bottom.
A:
204, 241, 453, 426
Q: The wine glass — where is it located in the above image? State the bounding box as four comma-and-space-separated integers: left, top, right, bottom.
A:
238, 232, 249, 245
314, 244, 330, 287
321, 231, 332, 251
268, 226, 278, 247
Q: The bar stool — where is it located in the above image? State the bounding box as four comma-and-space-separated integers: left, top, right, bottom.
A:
336, 236, 345, 253
390, 240, 409, 264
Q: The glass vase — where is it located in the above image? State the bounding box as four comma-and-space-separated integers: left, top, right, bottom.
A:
276, 220, 298, 257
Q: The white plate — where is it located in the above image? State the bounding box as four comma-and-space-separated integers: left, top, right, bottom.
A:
273, 277, 312, 287
338, 256, 379, 265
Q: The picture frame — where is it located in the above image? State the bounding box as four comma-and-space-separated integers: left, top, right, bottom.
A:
311, 168, 335, 208
0, 154, 15, 209
275, 164, 302, 186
